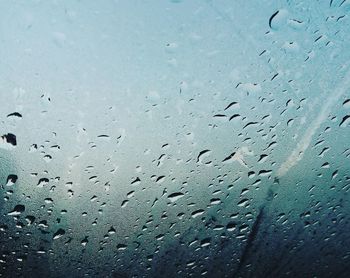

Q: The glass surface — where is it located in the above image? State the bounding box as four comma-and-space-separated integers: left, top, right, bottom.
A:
1, 1, 350, 277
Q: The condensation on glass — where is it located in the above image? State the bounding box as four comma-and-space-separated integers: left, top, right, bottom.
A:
1, 1, 350, 277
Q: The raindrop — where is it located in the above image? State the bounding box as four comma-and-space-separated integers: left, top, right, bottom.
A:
117, 244, 127, 251
168, 192, 185, 203
200, 238, 211, 247
6, 174, 18, 186
268, 9, 288, 29
1, 133, 17, 146
127, 190, 135, 198
237, 199, 249, 207
7, 112, 22, 118
131, 177, 141, 185
7, 205, 25, 216
25, 215, 35, 225
53, 228, 66, 240
43, 155, 52, 162
121, 200, 129, 208
226, 222, 237, 232
191, 209, 205, 218
81, 236, 88, 246
339, 115, 350, 127
108, 226, 116, 234
197, 150, 211, 163
269, 10, 280, 28
343, 99, 350, 108
222, 152, 236, 163
37, 178, 49, 187
210, 198, 221, 205
224, 101, 239, 110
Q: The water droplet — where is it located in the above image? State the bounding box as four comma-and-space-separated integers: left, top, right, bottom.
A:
191, 209, 205, 218
226, 222, 237, 232
343, 99, 350, 108
7, 205, 25, 216
6, 174, 18, 186
117, 244, 127, 251
53, 228, 65, 240
121, 200, 129, 208
81, 236, 88, 246
168, 192, 184, 203
37, 178, 49, 187
1, 133, 17, 147
339, 115, 350, 127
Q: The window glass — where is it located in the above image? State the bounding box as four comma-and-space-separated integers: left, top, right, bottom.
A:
1, 1, 350, 277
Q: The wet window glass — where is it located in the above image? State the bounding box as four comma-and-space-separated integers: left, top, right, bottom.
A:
1, 1, 350, 277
